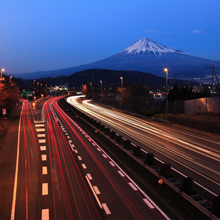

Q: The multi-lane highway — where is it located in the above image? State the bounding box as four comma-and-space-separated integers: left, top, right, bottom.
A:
0, 98, 171, 220
67, 96, 220, 197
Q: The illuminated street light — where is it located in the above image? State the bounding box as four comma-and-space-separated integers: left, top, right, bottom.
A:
0, 68, 5, 127
164, 68, 168, 121
120, 77, 123, 88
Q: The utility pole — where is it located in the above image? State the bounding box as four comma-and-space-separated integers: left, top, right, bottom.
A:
205, 64, 220, 94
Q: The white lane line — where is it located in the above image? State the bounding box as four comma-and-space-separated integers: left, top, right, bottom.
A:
109, 161, 115, 166
65, 133, 68, 135
85, 176, 102, 209
42, 155, 47, 161
67, 136, 70, 139
82, 164, 87, 169
118, 170, 125, 177
102, 203, 111, 215
10, 101, 24, 220
97, 148, 101, 151
42, 166, 48, 175
93, 186, 100, 195
35, 124, 45, 127
42, 209, 49, 220
38, 134, 46, 138
128, 182, 138, 191
143, 198, 154, 209
36, 128, 45, 132
42, 183, 48, 195
87, 173, 93, 180
40, 146, 46, 151
78, 156, 82, 160
39, 139, 46, 144
75, 150, 78, 153
102, 154, 107, 158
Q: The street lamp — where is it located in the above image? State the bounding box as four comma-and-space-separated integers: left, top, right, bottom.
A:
10, 76, 12, 83
120, 77, 123, 88
164, 68, 168, 121
0, 68, 5, 127
33, 80, 35, 90
100, 80, 102, 103
90, 82, 92, 99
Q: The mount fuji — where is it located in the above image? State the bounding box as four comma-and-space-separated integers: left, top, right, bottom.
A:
15, 38, 220, 81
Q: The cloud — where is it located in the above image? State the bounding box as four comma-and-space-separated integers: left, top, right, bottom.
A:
191, 30, 201, 34
145, 30, 172, 34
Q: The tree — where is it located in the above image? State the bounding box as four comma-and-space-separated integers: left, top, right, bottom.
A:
1, 80, 20, 114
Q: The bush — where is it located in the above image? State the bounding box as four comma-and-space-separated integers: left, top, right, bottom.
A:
159, 163, 171, 178
133, 146, 141, 157
96, 122, 101, 129
110, 131, 116, 139
182, 177, 194, 195
212, 196, 220, 218
116, 135, 122, 144
100, 125, 105, 132
124, 140, 131, 149
144, 153, 154, 166
104, 127, 110, 135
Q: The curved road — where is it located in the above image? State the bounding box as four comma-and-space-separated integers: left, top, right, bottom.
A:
66, 96, 220, 197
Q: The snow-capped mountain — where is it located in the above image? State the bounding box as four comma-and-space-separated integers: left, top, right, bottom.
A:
119, 38, 177, 56
15, 38, 220, 81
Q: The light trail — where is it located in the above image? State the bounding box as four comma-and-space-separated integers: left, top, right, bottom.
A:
66, 96, 220, 193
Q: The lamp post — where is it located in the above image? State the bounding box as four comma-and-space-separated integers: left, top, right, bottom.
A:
0, 68, 5, 127
164, 68, 168, 121
100, 80, 102, 103
33, 80, 35, 90
10, 76, 12, 83
90, 82, 92, 99
120, 77, 123, 88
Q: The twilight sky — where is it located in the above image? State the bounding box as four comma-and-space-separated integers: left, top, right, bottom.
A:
1, 0, 220, 75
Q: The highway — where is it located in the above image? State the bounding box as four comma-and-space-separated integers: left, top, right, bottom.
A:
66, 96, 220, 197
43, 97, 170, 219
1, 98, 170, 219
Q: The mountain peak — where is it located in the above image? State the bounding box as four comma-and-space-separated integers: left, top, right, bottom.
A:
119, 38, 178, 56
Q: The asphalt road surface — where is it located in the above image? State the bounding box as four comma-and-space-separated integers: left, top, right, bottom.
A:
66, 96, 220, 197
0, 98, 170, 220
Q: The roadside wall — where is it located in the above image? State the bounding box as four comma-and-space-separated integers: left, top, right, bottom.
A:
184, 97, 220, 115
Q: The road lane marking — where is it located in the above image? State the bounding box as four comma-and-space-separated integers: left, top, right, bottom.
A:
87, 173, 93, 180
75, 150, 78, 153
38, 134, 46, 138
109, 161, 115, 166
78, 156, 82, 160
42, 166, 48, 175
39, 139, 46, 144
10, 101, 24, 220
36, 128, 45, 132
85, 176, 102, 209
82, 164, 87, 169
118, 171, 125, 177
97, 148, 101, 151
102, 203, 111, 215
102, 154, 107, 158
35, 124, 45, 127
42, 183, 48, 195
42, 209, 49, 220
42, 155, 47, 161
143, 199, 154, 209
128, 182, 138, 191
40, 146, 46, 151
93, 186, 100, 195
